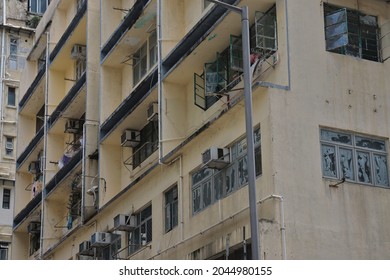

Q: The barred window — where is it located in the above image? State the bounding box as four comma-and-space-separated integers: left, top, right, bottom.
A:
320, 128, 389, 187
324, 4, 381, 62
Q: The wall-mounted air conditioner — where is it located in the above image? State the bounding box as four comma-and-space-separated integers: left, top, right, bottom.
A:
70, 44, 86, 60
28, 161, 40, 174
113, 214, 136, 231
121, 130, 140, 147
202, 147, 230, 169
79, 241, 92, 255
147, 103, 158, 122
27, 222, 41, 233
90, 232, 112, 247
65, 119, 82, 134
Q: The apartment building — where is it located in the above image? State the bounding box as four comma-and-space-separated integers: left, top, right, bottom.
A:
0, 0, 46, 260
11, 0, 390, 260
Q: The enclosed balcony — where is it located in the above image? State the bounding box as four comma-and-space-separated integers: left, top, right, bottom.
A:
161, 1, 287, 158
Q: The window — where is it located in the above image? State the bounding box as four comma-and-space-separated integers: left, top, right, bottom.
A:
100, 234, 121, 260
192, 127, 261, 214
9, 38, 18, 70
29, 0, 48, 14
165, 185, 178, 232
29, 232, 40, 256
128, 205, 152, 255
320, 128, 389, 187
0, 243, 9, 260
149, 31, 158, 68
133, 31, 157, 86
2, 188, 11, 209
5, 137, 13, 156
132, 121, 158, 168
75, 58, 86, 80
324, 4, 381, 62
7, 87, 16, 106
38, 50, 46, 72
36, 105, 45, 133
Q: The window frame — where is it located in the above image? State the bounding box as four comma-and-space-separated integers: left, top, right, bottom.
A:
9, 37, 18, 70
164, 185, 178, 233
7, 87, 16, 107
132, 121, 159, 169
29, 0, 48, 15
323, 3, 381, 62
2, 188, 11, 209
191, 127, 261, 215
133, 31, 157, 87
0, 242, 9, 260
75, 58, 86, 80
5, 137, 14, 157
320, 128, 389, 188
128, 204, 152, 255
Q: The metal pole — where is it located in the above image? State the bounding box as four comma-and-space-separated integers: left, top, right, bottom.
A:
206, 0, 260, 260
241, 6, 260, 260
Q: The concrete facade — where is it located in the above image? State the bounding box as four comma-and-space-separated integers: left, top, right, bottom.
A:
12, 0, 390, 260
0, 0, 39, 260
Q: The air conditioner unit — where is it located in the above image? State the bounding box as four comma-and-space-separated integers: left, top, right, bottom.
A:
5, 142, 13, 150
147, 103, 158, 122
202, 147, 230, 169
27, 222, 41, 234
79, 241, 93, 255
28, 161, 40, 174
114, 214, 136, 231
90, 232, 112, 247
121, 130, 140, 147
70, 44, 86, 60
65, 119, 82, 134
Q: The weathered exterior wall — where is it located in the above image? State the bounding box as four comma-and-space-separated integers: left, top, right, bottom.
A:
11, 0, 390, 260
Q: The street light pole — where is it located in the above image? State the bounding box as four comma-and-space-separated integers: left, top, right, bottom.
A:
207, 0, 260, 260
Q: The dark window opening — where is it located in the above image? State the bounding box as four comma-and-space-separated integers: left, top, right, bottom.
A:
324, 4, 381, 62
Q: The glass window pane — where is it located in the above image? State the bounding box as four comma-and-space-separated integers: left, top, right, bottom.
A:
146, 219, 152, 243
30, 0, 37, 13
355, 136, 385, 151
357, 151, 371, 183
140, 205, 151, 221
255, 146, 262, 176
8, 88, 15, 106
238, 155, 248, 186
202, 180, 212, 208
192, 187, 201, 213
237, 138, 247, 158
192, 168, 213, 185
225, 164, 237, 194
374, 154, 389, 187
39, 0, 47, 13
321, 145, 337, 178
321, 129, 352, 145
254, 128, 261, 146
325, 9, 347, 26
214, 172, 223, 201
339, 148, 354, 180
